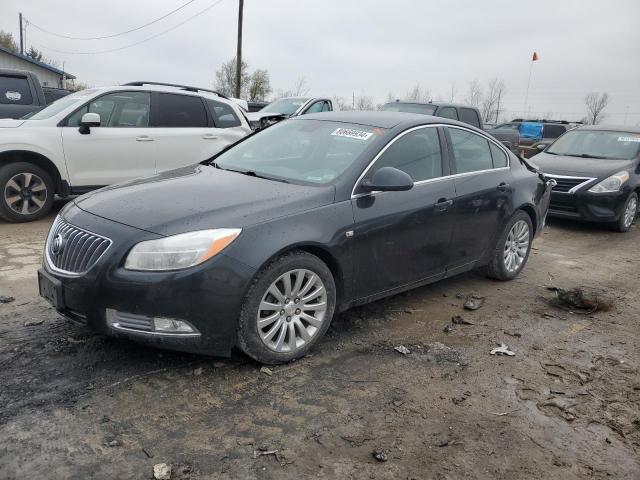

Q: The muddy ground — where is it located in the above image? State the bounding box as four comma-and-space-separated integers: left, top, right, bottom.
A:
0, 199, 639, 479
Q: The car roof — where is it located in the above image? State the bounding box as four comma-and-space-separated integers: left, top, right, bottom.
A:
293, 111, 478, 130
80, 84, 239, 106
386, 101, 479, 110
577, 124, 640, 134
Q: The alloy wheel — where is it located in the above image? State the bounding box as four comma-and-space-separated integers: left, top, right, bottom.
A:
503, 220, 530, 273
623, 196, 637, 228
256, 269, 327, 353
3, 172, 48, 215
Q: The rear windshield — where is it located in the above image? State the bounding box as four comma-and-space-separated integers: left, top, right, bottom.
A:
543, 124, 567, 138
0, 75, 33, 105
214, 119, 383, 184
380, 103, 437, 115
546, 130, 640, 160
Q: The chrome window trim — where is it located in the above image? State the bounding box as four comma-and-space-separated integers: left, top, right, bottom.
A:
44, 216, 112, 277
350, 123, 512, 199
543, 173, 597, 194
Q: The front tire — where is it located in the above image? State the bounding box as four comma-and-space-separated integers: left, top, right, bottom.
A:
0, 162, 54, 222
236, 250, 336, 364
484, 210, 533, 281
611, 192, 637, 233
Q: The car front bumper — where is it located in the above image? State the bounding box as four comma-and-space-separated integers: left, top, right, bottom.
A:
547, 190, 629, 222
39, 207, 257, 356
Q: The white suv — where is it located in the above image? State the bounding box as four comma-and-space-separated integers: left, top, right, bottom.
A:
0, 81, 251, 222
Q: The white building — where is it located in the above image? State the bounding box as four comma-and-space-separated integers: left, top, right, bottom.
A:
0, 44, 75, 88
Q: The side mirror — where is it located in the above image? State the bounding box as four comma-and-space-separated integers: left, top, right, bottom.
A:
536, 144, 547, 152
360, 167, 414, 193
79, 112, 100, 135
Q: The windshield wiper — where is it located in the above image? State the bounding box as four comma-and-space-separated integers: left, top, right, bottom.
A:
240, 170, 290, 183
563, 153, 602, 159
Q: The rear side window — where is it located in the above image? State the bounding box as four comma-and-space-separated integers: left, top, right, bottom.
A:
152, 93, 207, 127
438, 107, 458, 120
206, 99, 241, 128
543, 124, 566, 138
0, 76, 33, 105
489, 142, 508, 167
460, 108, 481, 128
371, 127, 443, 182
448, 128, 494, 173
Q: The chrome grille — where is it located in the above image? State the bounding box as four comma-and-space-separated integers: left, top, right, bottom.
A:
545, 174, 595, 193
46, 217, 112, 275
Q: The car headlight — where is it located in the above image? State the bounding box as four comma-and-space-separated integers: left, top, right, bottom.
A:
124, 228, 241, 271
587, 171, 630, 193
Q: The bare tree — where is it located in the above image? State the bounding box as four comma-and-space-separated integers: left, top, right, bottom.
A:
275, 77, 311, 98
584, 92, 609, 125
214, 57, 250, 98
247, 69, 272, 101
0, 30, 18, 52
480, 77, 506, 122
354, 94, 375, 110
464, 79, 483, 107
67, 81, 92, 92
334, 96, 351, 111
405, 84, 431, 102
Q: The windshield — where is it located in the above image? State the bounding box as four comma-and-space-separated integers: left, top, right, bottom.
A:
546, 130, 640, 160
29, 89, 98, 120
214, 120, 382, 184
261, 97, 309, 115
380, 103, 437, 115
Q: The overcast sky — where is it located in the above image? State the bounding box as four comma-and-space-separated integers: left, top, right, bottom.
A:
2, 0, 639, 124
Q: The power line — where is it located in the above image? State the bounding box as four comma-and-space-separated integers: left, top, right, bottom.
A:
30, 0, 226, 55
26, 0, 199, 40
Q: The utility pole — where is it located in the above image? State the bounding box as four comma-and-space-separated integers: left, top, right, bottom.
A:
19, 13, 24, 55
235, 0, 244, 99
495, 89, 502, 123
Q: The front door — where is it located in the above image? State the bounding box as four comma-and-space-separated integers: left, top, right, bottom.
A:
61, 91, 155, 187
352, 126, 456, 299
445, 126, 513, 267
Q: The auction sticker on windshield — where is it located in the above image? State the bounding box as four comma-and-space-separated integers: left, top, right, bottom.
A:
618, 136, 640, 142
331, 127, 373, 141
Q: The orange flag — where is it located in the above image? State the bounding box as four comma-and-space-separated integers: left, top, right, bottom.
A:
532, 51, 539, 61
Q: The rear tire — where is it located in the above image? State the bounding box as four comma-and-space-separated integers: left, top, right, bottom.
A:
483, 210, 533, 281
236, 250, 336, 364
611, 192, 637, 233
0, 162, 54, 222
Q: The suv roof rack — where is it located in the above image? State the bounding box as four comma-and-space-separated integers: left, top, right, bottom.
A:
123, 81, 230, 99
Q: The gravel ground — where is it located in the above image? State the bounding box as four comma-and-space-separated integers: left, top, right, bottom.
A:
0, 199, 639, 479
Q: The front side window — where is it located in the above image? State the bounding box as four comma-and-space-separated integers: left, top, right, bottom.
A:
215, 120, 381, 184
322, 101, 332, 112
370, 127, 442, 182
304, 101, 325, 115
67, 91, 151, 127
546, 130, 640, 160
438, 107, 458, 120
448, 128, 494, 173
460, 108, 481, 128
206, 99, 241, 128
0, 76, 33, 105
152, 93, 207, 127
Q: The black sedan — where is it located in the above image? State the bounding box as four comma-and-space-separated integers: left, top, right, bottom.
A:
533, 125, 640, 232
38, 112, 552, 364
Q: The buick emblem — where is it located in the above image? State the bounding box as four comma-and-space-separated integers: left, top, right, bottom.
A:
51, 234, 65, 255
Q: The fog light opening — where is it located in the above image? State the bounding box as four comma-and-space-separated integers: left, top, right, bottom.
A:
153, 317, 197, 334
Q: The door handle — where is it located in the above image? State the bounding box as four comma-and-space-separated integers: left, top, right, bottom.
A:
497, 182, 511, 192
434, 198, 453, 212
136, 135, 154, 142
202, 134, 219, 140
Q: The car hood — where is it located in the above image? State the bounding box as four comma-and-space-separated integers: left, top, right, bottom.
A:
73, 164, 335, 236
532, 152, 634, 178
246, 111, 290, 122
0, 119, 25, 128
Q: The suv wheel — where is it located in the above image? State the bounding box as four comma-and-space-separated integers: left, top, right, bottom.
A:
236, 250, 336, 364
612, 192, 637, 233
483, 210, 533, 281
0, 162, 54, 222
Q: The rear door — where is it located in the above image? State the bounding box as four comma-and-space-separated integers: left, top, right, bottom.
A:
352, 126, 456, 299
150, 92, 213, 173
445, 126, 513, 268
61, 91, 155, 186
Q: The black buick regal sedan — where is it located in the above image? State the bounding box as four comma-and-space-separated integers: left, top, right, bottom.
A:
533, 125, 640, 232
39, 112, 552, 364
